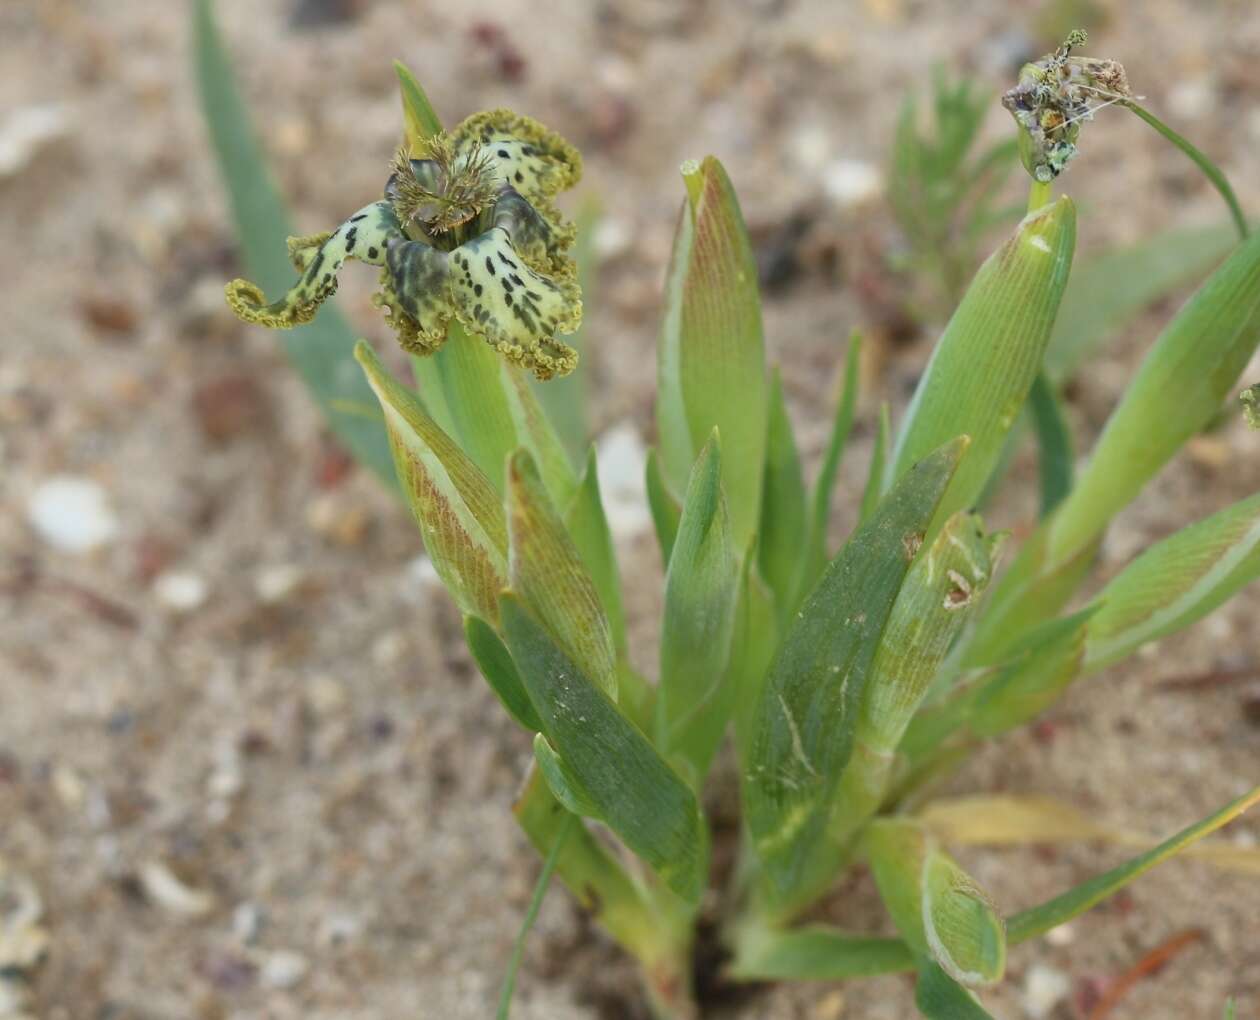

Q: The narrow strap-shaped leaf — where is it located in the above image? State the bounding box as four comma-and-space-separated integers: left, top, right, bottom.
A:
507, 450, 617, 699
496, 811, 572, 1020
646, 448, 682, 566
656, 434, 740, 783
1049, 229, 1260, 563
1044, 223, 1236, 381
563, 447, 627, 656
917, 794, 1260, 875
501, 594, 708, 903
356, 342, 508, 622
656, 157, 768, 547
859, 402, 891, 526
1084, 491, 1260, 671
759, 370, 808, 621
915, 962, 997, 1020
533, 734, 601, 817
464, 615, 543, 732
802, 333, 862, 589
890, 198, 1076, 536
1028, 372, 1073, 518
194, 0, 394, 484
1007, 786, 1260, 944
744, 438, 966, 915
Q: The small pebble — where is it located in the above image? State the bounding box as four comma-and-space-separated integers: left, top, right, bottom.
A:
1022, 962, 1071, 1019
306, 676, 347, 717
822, 158, 881, 208
255, 563, 306, 604
153, 570, 209, 613
138, 860, 215, 918
0, 103, 72, 177
261, 949, 309, 989
232, 902, 263, 944
811, 989, 846, 1019
1045, 921, 1075, 946
27, 476, 119, 553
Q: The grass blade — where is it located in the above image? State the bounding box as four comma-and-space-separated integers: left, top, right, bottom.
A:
564, 448, 627, 656
496, 813, 573, 1020
1007, 787, 1260, 944
760, 370, 808, 620
915, 962, 997, 1020
465, 615, 543, 732
194, 0, 394, 484
727, 923, 913, 981
859, 402, 892, 526
646, 448, 683, 566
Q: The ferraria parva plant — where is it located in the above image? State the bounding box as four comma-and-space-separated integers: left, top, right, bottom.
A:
199, 8, 1260, 1016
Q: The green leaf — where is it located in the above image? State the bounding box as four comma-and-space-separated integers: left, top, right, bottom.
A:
501, 594, 708, 903
864, 819, 1006, 988
512, 770, 660, 958
1007, 787, 1260, 944
356, 341, 507, 622
646, 448, 682, 566
656, 434, 740, 783
394, 59, 443, 152
414, 321, 521, 494
656, 157, 767, 548
744, 438, 966, 916
194, 0, 394, 484
915, 962, 997, 1020
731, 545, 780, 748
563, 448, 627, 656
533, 734, 601, 817
529, 199, 600, 464
759, 370, 808, 620
859, 402, 892, 526
1048, 229, 1260, 563
1028, 372, 1073, 518
465, 615, 543, 732
1044, 223, 1237, 380
835, 511, 995, 835
968, 607, 1092, 737
727, 922, 913, 981
501, 364, 579, 508
889, 198, 1076, 535
802, 333, 861, 590
1084, 491, 1260, 671
1125, 102, 1248, 242
507, 450, 617, 700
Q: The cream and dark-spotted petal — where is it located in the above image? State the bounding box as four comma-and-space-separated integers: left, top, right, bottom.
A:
492, 188, 575, 276
451, 109, 581, 205
225, 201, 404, 329
447, 227, 581, 381
384, 237, 455, 350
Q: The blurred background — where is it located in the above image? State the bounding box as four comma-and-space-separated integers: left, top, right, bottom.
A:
3, 1, 1259, 1017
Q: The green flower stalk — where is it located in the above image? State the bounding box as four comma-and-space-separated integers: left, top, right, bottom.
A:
225, 109, 583, 380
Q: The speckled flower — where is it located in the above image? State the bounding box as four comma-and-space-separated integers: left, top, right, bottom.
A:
225, 109, 583, 380
1002, 30, 1131, 183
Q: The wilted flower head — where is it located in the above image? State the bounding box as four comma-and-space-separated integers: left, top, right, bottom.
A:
1002, 30, 1132, 183
225, 109, 583, 380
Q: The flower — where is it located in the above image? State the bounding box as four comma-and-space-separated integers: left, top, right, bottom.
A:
225, 109, 583, 380
1002, 30, 1131, 183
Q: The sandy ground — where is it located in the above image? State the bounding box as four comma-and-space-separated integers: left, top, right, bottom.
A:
3, 0, 1260, 1017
